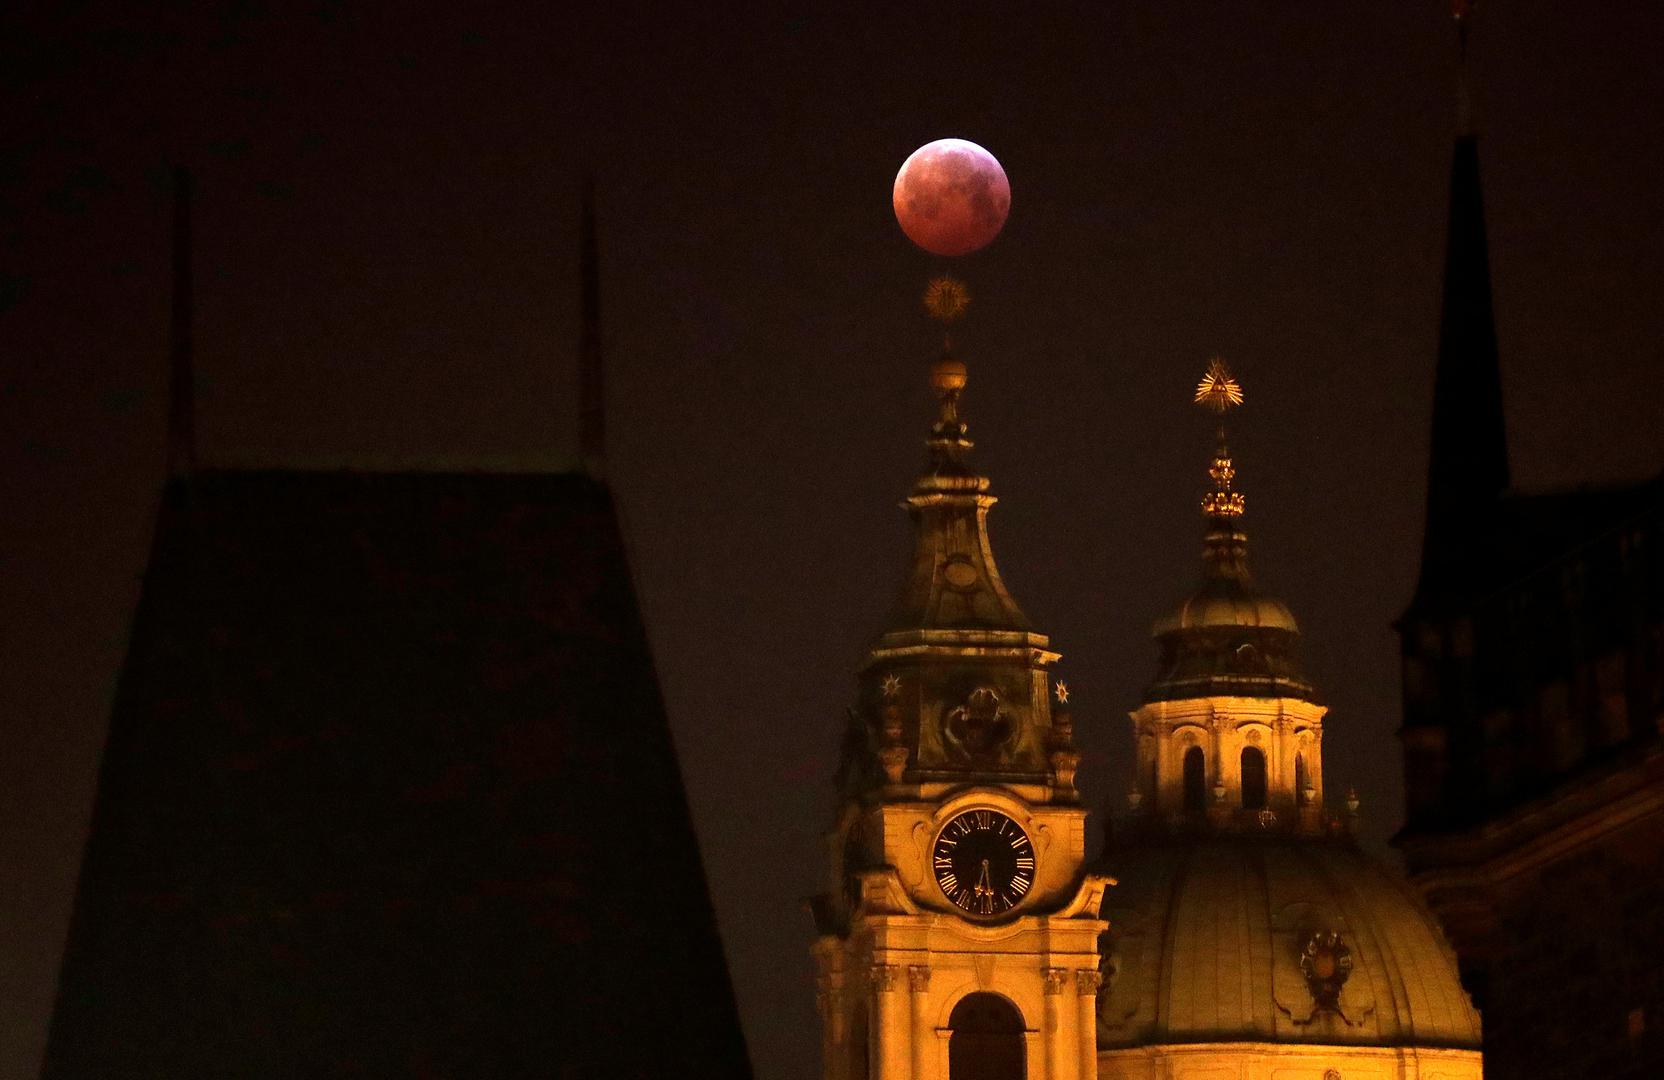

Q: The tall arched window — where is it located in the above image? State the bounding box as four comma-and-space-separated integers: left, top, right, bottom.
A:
1182, 746, 1206, 814
948, 993, 1025, 1080
1295, 752, 1310, 804
1241, 746, 1268, 810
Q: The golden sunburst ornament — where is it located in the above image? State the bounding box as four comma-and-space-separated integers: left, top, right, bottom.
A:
1194, 357, 1243, 413
923, 276, 970, 323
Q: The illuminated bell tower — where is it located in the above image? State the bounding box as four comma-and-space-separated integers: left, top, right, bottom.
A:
812, 280, 1111, 1080
1125, 360, 1330, 833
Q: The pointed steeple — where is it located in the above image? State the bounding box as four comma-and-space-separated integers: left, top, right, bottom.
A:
1415, 5, 1509, 602
884, 278, 1031, 634
844, 279, 1066, 799
166, 167, 196, 479
578, 179, 605, 479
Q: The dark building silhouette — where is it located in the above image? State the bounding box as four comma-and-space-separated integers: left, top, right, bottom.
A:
40, 182, 752, 1078
1394, 122, 1664, 1079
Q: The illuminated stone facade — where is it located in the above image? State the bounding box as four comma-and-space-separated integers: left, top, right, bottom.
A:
811, 353, 1109, 1080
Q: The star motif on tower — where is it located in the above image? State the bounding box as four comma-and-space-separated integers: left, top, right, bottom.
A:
881, 674, 902, 698
1054, 680, 1070, 705
1194, 357, 1243, 413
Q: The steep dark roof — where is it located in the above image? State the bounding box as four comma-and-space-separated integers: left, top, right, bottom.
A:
1415, 135, 1511, 607
43, 470, 751, 1079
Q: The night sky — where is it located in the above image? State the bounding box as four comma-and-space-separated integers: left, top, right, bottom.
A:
4, 4, 1664, 1078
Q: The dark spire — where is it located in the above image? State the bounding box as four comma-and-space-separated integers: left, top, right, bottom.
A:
166, 167, 195, 479
579, 179, 605, 478
1415, 9, 1509, 602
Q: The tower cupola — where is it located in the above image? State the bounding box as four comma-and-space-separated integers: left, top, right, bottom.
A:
1147, 360, 1313, 706
1127, 361, 1330, 835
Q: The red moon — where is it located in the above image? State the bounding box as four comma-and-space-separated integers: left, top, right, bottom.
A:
892, 139, 1011, 257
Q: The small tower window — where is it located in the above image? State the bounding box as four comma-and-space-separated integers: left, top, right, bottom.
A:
1241, 747, 1267, 810
1182, 746, 1207, 814
948, 992, 1026, 1079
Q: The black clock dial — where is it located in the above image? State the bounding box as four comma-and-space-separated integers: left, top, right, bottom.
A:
931, 809, 1035, 917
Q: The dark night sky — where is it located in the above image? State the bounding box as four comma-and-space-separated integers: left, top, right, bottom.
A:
4, 3, 1663, 1077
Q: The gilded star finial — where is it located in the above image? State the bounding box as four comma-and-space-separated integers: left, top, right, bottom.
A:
923, 276, 969, 324
1194, 357, 1243, 414
1054, 680, 1070, 705
1196, 357, 1246, 518
881, 673, 902, 698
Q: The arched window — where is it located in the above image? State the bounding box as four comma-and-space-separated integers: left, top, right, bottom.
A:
1241, 746, 1267, 810
948, 992, 1026, 1080
1182, 746, 1206, 814
1295, 752, 1310, 805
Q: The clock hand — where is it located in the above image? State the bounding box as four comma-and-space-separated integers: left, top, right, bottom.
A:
974, 859, 994, 913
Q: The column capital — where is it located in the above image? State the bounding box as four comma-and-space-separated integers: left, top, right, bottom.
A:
869, 963, 901, 992
907, 965, 931, 993
1044, 968, 1070, 995
1075, 969, 1102, 995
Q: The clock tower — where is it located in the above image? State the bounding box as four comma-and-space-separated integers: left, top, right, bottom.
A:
811, 314, 1111, 1080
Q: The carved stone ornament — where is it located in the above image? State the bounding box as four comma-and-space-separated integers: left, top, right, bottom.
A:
1050, 748, 1081, 792
881, 702, 904, 744
907, 965, 931, 993
1074, 969, 1102, 995
870, 964, 901, 992
878, 744, 909, 784
1300, 931, 1353, 1009
943, 687, 1015, 762
1245, 727, 1262, 745
1044, 968, 1070, 995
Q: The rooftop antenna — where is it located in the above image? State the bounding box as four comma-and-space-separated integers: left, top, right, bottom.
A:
579, 178, 605, 479
166, 167, 196, 479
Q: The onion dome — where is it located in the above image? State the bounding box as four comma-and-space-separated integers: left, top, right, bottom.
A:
1146, 360, 1316, 704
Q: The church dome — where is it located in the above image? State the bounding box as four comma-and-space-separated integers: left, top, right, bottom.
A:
1145, 521, 1316, 704
1152, 526, 1299, 635
1095, 836, 1481, 1053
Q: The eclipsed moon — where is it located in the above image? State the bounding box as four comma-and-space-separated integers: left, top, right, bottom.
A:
892, 138, 1011, 257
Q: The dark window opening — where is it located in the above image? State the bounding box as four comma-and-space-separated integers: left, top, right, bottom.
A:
1295, 753, 1309, 804
1182, 746, 1206, 814
948, 993, 1025, 1080
1241, 746, 1267, 810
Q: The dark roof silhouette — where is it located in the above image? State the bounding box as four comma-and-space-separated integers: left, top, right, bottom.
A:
1416, 134, 1510, 606
42, 469, 752, 1079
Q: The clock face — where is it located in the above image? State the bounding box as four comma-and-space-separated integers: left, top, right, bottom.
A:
932, 809, 1035, 917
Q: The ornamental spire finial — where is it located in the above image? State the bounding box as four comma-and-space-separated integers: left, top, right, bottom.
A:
922, 277, 972, 469
1452, 0, 1481, 134
1195, 357, 1245, 519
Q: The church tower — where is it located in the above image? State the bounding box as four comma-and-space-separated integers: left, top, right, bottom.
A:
1094, 361, 1481, 1080
812, 284, 1111, 1080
